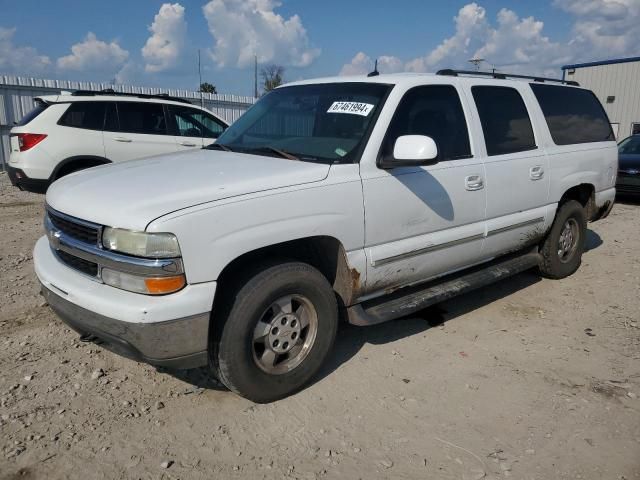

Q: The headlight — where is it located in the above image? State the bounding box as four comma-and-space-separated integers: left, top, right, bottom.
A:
102, 228, 181, 258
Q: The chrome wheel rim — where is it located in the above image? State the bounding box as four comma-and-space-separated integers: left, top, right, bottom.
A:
558, 218, 579, 263
252, 294, 318, 375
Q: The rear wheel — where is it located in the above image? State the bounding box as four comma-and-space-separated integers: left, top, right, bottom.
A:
539, 200, 587, 279
210, 261, 338, 403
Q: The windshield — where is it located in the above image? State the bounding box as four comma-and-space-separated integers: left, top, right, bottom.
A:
214, 82, 392, 163
618, 135, 640, 154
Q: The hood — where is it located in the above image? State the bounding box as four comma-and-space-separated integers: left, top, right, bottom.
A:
46, 149, 331, 230
618, 153, 640, 171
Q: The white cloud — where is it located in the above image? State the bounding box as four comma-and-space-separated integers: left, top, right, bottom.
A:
0, 27, 51, 74
340, 1, 640, 78
340, 52, 404, 76
57, 32, 129, 74
405, 4, 568, 75
142, 3, 187, 73
554, 0, 640, 59
202, 0, 320, 68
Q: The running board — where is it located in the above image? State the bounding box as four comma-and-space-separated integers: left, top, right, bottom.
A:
347, 250, 541, 326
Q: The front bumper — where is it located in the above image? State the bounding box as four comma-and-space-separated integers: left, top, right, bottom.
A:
41, 283, 209, 368
616, 173, 640, 195
34, 236, 216, 369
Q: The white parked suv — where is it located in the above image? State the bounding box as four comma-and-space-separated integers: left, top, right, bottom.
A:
7, 90, 228, 192
34, 70, 616, 402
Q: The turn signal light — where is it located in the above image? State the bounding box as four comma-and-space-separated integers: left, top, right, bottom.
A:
144, 275, 186, 295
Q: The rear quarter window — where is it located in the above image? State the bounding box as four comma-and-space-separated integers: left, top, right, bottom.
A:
530, 84, 614, 145
16, 101, 49, 126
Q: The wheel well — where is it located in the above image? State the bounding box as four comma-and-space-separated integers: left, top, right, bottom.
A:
215, 236, 360, 309
54, 157, 111, 180
560, 184, 595, 219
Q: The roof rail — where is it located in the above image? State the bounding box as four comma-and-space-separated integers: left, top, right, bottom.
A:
70, 89, 192, 104
436, 69, 580, 86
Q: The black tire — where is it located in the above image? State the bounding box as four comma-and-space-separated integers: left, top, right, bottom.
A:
210, 261, 338, 403
539, 200, 587, 279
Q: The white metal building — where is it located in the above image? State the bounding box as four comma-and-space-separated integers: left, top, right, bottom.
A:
562, 56, 640, 141
0, 76, 255, 170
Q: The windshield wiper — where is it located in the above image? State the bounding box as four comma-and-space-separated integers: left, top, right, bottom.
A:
246, 146, 300, 161
206, 143, 233, 152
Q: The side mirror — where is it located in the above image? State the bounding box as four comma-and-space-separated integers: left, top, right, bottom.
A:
381, 135, 439, 168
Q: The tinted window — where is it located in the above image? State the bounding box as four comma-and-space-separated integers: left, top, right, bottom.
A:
530, 84, 614, 145
472, 86, 536, 156
104, 102, 119, 131
117, 102, 167, 135
169, 106, 225, 138
17, 101, 49, 126
618, 135, 640, 154
383, 85, 471, 161
58, 102, 106, 130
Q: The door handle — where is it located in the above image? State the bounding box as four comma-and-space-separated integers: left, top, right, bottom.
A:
529, 165, 544, 180
113, 137, 132, 143
465, 174, 484, 191
180, 141, 198, 147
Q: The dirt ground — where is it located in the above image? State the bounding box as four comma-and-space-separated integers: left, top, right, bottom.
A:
0, 170, 639, 480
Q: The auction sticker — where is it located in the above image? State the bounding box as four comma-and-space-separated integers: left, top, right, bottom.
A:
327, 101, 374, 116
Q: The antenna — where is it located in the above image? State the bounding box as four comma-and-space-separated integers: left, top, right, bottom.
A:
367, 59, 379, 77
468, 58, 484, 71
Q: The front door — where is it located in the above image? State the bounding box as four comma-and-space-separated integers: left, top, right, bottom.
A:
360, 84, 487, 296
167, 105, 227, 150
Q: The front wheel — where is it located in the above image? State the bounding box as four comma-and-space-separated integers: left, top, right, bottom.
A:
539, 200, 587, 279
210, 261, 338, 403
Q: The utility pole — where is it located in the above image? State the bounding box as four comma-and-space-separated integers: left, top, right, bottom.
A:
254, 54, 258, 98
198, 49, 204, 109
468, 58, 484, 71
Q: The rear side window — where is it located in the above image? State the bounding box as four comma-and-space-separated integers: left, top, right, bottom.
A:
383, 85, 472, 161
116, 102, 167, 135
530, 84, 614, 145
58, 102, 106, 130
16, 101, 49, 126
472, 86, 536, 156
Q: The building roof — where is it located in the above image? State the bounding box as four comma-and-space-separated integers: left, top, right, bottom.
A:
562, 56, 640, 70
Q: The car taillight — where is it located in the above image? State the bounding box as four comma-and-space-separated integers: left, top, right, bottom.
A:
16, 133, 47, 152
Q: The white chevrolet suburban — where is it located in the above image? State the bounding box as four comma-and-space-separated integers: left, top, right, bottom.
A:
34, 70, 617, 402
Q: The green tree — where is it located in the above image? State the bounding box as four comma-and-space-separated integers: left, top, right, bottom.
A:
261, 64, 285, 94
199, 82, 217, 94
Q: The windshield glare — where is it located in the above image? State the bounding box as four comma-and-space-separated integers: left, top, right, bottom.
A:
618, 135, 640, 154
215, 83, 391, 162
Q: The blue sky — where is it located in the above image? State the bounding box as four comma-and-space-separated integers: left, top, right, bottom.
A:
1, 0, 638, 96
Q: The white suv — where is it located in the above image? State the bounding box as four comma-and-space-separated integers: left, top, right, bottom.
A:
34, 70, 617, 402
7, 90, 228, 192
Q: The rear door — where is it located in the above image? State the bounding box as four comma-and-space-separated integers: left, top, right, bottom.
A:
466, 84, 551, 258
103, 101, 178, 162
167, 105, 227, 150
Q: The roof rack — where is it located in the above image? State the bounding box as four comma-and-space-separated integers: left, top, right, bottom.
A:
436, 69, 579, 86
70, 89, 192, 104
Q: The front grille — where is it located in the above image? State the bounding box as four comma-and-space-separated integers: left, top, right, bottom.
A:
48, 210, 99, 245
55, 250, 99, 277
